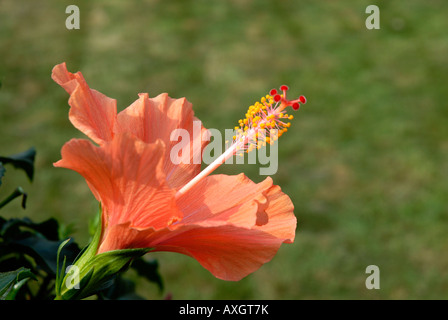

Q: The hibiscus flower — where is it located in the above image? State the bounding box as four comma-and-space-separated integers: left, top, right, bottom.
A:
52, 62, 304, 282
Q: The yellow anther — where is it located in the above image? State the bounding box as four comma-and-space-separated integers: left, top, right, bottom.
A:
230, 88, 303, 157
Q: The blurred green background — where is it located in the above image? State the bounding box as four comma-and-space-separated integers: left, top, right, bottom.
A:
1, 0, 448, 299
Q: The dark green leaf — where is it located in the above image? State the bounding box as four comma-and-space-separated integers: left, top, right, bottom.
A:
0, 187, 27, 210
0, 147, 36, 181
99, 276, 145, 300
12, 237, 80, 275
131, 257, 164, 292
0, 217, 60, 241
0, 162, 5, 186
0, 217, 80, 275
0, 267, 36, 300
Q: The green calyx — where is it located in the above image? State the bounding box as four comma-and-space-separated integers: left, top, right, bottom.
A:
55, 217, 151, 300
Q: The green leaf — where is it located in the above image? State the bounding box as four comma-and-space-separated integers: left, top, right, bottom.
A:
55, 239, 71, 298
5, 277, 29, 300
0, 217, 60, 241
0, 217, 82, 300
12, 237, 80, 275
0, 147, 36, 181
0, 217, 80, 275
0, 162, 5, 186
0, 187, 27, 210
60, 247, 151, 300
0, 267, 36, 300
55, 210, 152, 300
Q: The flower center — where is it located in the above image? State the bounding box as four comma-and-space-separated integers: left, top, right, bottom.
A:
232, 85, 306, 156
175, 85, 306, 199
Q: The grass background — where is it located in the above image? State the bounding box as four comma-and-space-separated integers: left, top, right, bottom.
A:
1, 0, 448, 299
